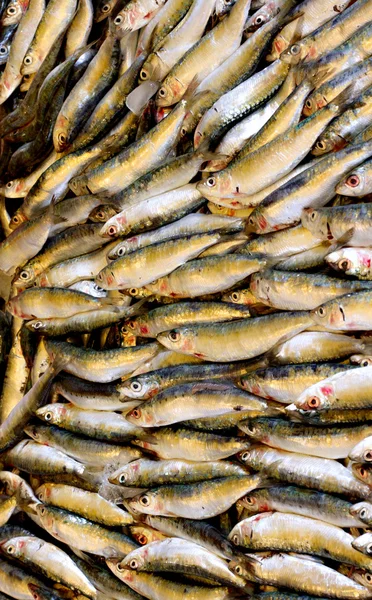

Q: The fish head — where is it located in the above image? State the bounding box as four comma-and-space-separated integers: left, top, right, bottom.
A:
280, 41, 308, 65
107, 241, 130, 260
53, 115, 71, 153
0, 43, 9, 65
95, 0, 113, 21
229, 556, 260, 579
1, 0, 22, 26
350, 355, 372, 367
352, 533, 372, 556
20, 73, 35, 92
350, 501, 372, 523
295, 380, 335, 412
267, 33, 291, 62
9, 208, 28, 230
109, 461, 140, 486
245, 5, 273, 33
157, 327, 196, 355
35, 484, 51, 503
100, 215, 121, 238
156, 79, 183, 108
245, 209, 269, 234
124, 317, 143, 336
312, 296, 349, 329
349, 436, 372, 463
21, 49, 40, 75
139, 55, 163, 84
120, 547, 146, 571
301, 208, 329, 239
336, 168, 366, 197
352, 463, 372, 486
325, 249, 354, 275
196, 171, 235, 200
351, 569, 372, 590
34, 504, 54, 529
128, 490, 162, 515
126, 404, 153, 427
118, 375, 160, 400
1, 536, 28, 558
89, 204, 118, 223
26, 319, 47, 333
95, 265, 118, 290
303, 93, 327, 117
36, 404, 66, 426
312, 131, 345, 156
240, 489, 268, 512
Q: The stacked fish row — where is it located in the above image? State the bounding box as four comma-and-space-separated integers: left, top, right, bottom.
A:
2, 0, 372, 599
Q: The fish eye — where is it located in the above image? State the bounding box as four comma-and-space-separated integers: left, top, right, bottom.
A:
306, 99, 313, 108
367, 544, 372, 555
39, 506, 46, 516
245, 495, 255, 505
248, 216, 255, 225
364, 451, 372, 462
245, 424, 256, 435
140, 69, 148, 81
181, 127, 187, 137
308, 396, 320, 408
339, 259, 351, 271
140, 494, 150, 506
58, 133, 66, 145
32, 321, 44, 329
114, 14, 123, 24
235, 565, 243, 575
6, 545, 15, 554
130, 409, 142, 419
316, 141, 327, 151
138, 534, 147, 544
360, 508, 367, 519
6, 181, 13, 188
254, 14, 265, 24
119, 473, 127, 483
130, 288, 138, 296
240, 451, 249, 462
107, 225, 117, 236
168, 330, 180, 342
116, 561, 124, 571
96, 210, 105, 220
366, 573, 372, 583
310, 211, 317, 221
7, 6, 17, 14
346, 174, 360, 188
158, 88, 167, 98
101, 3, 110, 11
129, 559, 138, 569
206, 177, 216, 187
117, 247, 125, 256
127, 320, 137, 330
290, 44, 300, 55
44, 412, 53, 421
232, 534, 240, 545
130, 381, 142, 392
361, 359, 371, 367
19, 270, 30, 281
359, 467, 368, 479
0, 46, 7, 55
37, 492, 44, 501
317, 307, 326, 318
231, 292, 240, 302
23, 55, 33, 65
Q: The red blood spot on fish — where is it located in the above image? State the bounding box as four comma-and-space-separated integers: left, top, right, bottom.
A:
320, 385, 333, 396
257, 215, 268, 231
308, 46, 317, 59
194, 352, 205, 359
360, 255, 371, 268
274, 40, 283, 54
250, 384, 262, 396
140, 326, 149, 335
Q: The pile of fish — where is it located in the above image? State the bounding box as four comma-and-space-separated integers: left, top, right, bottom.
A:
3, 0, 372, 598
